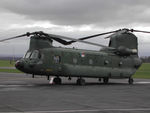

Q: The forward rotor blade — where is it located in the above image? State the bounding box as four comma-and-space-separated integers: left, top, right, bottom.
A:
66, 29, 121, 44
47, 33, 115, 50
43, 33, 72, 45
0, 33, 29, 42
50, 37, 69, 45
43, 29, 121, 45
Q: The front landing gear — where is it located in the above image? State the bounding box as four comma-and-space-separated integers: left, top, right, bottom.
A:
53, 77, 62, 85
76, 78, 85, 85
128, 77, 134, 84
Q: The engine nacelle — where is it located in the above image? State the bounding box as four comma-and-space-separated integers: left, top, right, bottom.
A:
117, 46, 137, 56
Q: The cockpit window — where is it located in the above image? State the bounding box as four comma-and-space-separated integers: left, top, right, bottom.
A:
24, 50, 41, 59
24, 51, 31, 58
30, 50, 41, 59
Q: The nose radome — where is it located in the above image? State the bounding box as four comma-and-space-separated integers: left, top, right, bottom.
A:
15, 60, 24, 69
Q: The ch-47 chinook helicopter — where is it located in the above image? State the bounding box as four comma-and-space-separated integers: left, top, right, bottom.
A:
0, 28, 149, 85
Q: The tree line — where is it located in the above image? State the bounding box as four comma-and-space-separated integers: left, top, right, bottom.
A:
140, 56, 150, 63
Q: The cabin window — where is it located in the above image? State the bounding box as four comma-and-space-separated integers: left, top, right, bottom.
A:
73, 58, 77, 64
104, 60, 109, 65
89, 59, 93, 65
119, 61, 123, 67
54, 56, 61, 63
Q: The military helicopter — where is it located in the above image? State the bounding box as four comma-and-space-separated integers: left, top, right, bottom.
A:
0, 28, 149, 85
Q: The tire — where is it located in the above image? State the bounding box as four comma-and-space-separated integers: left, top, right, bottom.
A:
128, 78, 134, 85
53, 77, 62, 85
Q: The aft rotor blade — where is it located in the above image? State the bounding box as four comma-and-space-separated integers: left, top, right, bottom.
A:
47, 33, 115, 50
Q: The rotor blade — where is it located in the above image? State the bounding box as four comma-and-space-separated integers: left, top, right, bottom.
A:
130, 29, 150, 34
66, 29, 121, 44
0, 31, 46, 42
47, 33, 115, 50
50, 37, 69, 45
42, 33, 71, 45
104, 34, 114, 39
0, 34, 27, 42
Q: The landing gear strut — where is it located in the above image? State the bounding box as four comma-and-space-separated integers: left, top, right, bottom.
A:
53, 77, 62, 85
76, 78, 85, 85
128, 77, 134, 84
68, 76, 71, 80
32, 74, 35, 78
47, 75, 50, 80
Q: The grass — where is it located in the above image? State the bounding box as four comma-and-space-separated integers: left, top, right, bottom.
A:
0, 69, 21, 73
0, 60, 150, 79
0, 60, 21, 73
133, 63, 150, 79
0, 60, 15, 67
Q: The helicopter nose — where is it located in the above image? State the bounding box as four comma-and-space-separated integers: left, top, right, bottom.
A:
15, 61, 24, 69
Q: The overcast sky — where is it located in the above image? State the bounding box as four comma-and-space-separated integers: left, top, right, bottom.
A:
0, 0, 150, 57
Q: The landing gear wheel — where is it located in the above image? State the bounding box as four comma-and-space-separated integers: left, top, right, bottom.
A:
76, 78, 85, 85
128, 78, 134, 85
98, 78, 101, 82
53, 77, 62, 85
103, 77, 109, 84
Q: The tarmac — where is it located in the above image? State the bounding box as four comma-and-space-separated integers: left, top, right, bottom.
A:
0, 72, 150, 113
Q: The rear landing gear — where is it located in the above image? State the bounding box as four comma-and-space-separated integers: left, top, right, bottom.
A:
53, 77, 62, 85
76, 78, 85, 85
128, 77, 134, 84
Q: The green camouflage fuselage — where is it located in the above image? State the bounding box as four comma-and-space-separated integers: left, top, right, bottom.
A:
20, 47, 141, 79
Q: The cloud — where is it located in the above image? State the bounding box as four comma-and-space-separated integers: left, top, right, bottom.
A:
0, 0, 150, 26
